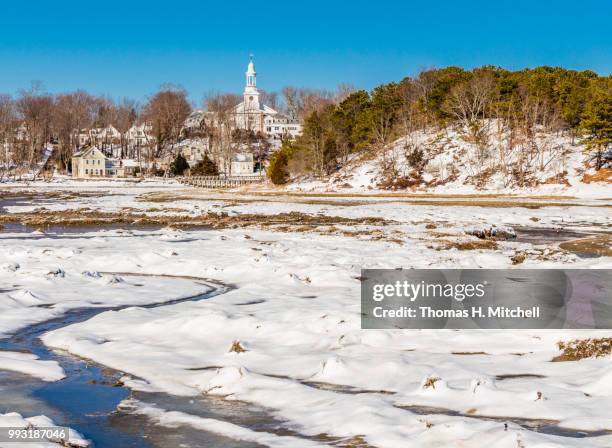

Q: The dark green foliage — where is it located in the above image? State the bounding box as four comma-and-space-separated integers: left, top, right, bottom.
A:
580, 84, 612, 169
322, 134, 338, 174
333, 90, 371, 152
190, 154, 219, 176
286, 66, 611, 179
267, 144, 291, 184
406, 147, 424, 168
421, 67, 470, 121
368, 83, 403, 144
170, 153, 189, 176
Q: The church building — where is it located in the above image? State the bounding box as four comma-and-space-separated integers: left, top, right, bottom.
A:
232, 57, 302, 143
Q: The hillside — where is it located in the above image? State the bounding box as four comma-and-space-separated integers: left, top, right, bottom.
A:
282, 124, 611, 198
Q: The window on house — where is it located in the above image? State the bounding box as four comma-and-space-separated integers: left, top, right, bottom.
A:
85, 169, 88, 174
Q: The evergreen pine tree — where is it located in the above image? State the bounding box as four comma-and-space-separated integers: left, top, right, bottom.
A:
191, 154, 219, 175
580, 89, 612, 169
267, 147, 290, 185
170, 153, 189, 176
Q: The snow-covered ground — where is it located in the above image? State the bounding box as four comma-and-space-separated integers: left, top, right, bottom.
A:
281, 125, 611, 198
0, 412, 89, 447
1, 179, 611, 447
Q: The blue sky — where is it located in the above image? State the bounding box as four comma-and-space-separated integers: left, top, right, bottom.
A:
1, 0, 610, 104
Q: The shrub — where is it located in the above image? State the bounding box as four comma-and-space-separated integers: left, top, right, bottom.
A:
268, 148, 290, 185
170, 153, 189, 176
406, 147, 424, 168
191, 154, 218, 176
553, 338, 612, 361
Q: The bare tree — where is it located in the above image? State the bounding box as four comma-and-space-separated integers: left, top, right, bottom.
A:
518, 86, 563, 176
445, 73, 495, 134
336, 83, 356, 102
114, 98, 139, 157
92, 96, 117, 127
413, 68, 441, 126
397, 79, 424, 136
260, 90, 278, 110
53, 91, 96, 171
142, 85, 192, 166
15, 84, 54, 178
204, 92, 241, 174
281, 86, 334, 121
444, 71, 495, 166
0, 94, 16, 180
298, 88, 335, 120
281, 86, 300, 119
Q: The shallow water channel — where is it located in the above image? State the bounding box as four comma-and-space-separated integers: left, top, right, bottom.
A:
514, 226, 611, 258
0, 281, 273, 447
1, 256, 611, 446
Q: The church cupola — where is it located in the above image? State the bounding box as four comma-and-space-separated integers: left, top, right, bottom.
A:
246, 55, 256, 88
243, 54, 260, 112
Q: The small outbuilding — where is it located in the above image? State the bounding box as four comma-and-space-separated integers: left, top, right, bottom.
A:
231, 153, 254, 176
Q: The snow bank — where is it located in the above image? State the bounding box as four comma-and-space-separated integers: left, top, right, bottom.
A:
0, 412, 89, 447
284, 125, 612, 198
121, 399, 326, 448
0, 351, 64, 381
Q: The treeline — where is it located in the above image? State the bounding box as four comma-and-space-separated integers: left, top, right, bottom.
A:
0, 83, 193, 177
271, 66, 611, 183
0, 80, 347, 178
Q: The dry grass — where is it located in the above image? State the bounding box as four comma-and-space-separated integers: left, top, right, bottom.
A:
1, 208, 412, 245
559, 235, 612, 257
542, 171, 570, 185
451, 351, 489, 355
0, 190, 114, 201
137, 191, 597, 210
315, 434, 375, 448
495, 373, 546, 380
428, 231, 456, 238
582, 168, 612, 184
423, 376, 441, 389
229, 340, 248, 354
433, 239, 498, 251
552, 338, 612, 362
249, 192, 576, 200
138, 192, 367, 207
0, 209, 392, 230
142, 207, 189, 213
511, 252, 527, 265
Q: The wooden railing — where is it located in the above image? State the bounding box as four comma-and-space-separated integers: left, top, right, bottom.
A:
178, 174, 266, 188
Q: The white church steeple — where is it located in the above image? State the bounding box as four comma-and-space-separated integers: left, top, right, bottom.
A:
246, 54, 256, 88
244, 54, 260, 112
230, 55, 302, 140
